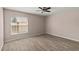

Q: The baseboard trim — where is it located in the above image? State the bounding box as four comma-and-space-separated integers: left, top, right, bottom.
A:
46, 33, 79, 42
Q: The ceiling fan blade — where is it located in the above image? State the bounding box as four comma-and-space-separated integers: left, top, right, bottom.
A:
47, 7, 51, 9
43, 7, 51, 10
46, 11, 51, 12
39, 7, 43, 9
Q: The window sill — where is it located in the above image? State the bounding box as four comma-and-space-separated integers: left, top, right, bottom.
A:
11, 32, 28, 35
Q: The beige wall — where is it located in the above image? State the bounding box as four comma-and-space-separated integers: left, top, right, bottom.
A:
4, 7, 79, 42
46, 8, 79, 41
0, 8, 4, 50
4, 9, 45, 42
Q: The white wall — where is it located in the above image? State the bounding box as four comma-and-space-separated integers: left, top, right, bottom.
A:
4, 9, 45, 42
46, 8, 79, 41
0, 8, 4, 50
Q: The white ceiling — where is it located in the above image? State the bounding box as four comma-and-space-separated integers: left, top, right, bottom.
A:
4, 7, 79, 16
4, 7, 56, 16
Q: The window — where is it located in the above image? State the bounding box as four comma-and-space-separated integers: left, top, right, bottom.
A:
11, 16, 28, 35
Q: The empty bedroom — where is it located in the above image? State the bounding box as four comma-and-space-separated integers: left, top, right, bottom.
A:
0, 7, 79, 51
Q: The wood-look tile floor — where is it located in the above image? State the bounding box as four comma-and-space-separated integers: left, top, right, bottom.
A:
2, 34, 79, 51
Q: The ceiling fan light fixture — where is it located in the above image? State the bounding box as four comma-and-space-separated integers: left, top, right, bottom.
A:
38, 7, 51, 13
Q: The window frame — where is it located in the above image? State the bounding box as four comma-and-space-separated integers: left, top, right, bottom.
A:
11, 16, 28, 35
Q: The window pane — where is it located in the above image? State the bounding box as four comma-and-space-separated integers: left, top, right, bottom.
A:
11, 16, 28, 35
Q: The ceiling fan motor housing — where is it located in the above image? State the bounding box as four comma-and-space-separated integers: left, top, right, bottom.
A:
39, 7, 51, 13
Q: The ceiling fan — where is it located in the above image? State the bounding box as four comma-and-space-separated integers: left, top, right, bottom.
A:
38, 7, 51, 13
